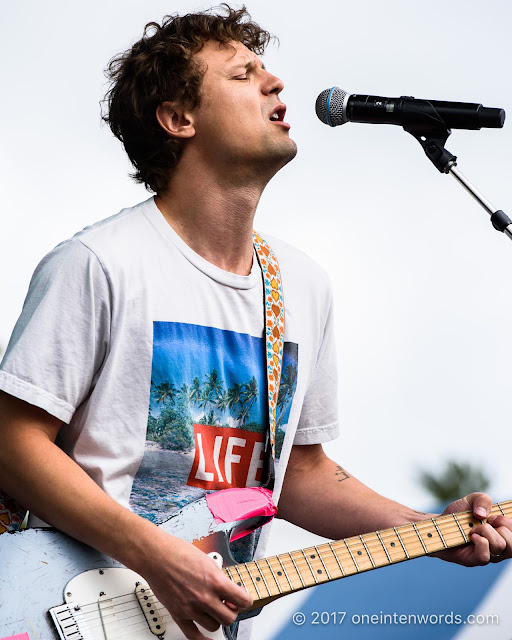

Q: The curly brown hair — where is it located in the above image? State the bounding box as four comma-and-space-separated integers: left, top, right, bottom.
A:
102, 5, 273, 194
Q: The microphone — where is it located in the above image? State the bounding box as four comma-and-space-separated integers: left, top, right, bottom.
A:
316, 87, 505, 131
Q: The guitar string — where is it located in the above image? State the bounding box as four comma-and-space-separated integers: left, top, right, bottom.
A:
58, 513, 499, 638
223, 508, 511, 595
59, 527, 491, 633
66, 502, 512, 617
61, 502, 511, 629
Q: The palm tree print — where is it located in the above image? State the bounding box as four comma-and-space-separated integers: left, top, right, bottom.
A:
237, 376, 259, 426
152, 380, 176, 405
147, 323, 298, 457
276, 363, 298, 427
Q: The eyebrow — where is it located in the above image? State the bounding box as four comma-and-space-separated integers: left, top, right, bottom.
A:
229, 59, 266, 73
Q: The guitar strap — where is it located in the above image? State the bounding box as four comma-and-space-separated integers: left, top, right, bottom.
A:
253, 232, 285, 490
0, 233, 285, 533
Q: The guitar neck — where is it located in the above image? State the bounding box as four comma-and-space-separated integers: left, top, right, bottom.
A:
227, 500, 512, 608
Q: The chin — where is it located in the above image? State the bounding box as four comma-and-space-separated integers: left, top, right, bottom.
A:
275, 139, 298, 168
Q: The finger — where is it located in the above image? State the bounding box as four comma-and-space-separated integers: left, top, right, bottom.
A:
466, 492, 493, 520
488, 514, 512, 530
175, 617, 210, 640
206, 599, 240, 627
488, 520, 512, 560
467, 532, 492, 566
191, 610, 223, 633
470, 523, 507, 560
221, 581, 253, 610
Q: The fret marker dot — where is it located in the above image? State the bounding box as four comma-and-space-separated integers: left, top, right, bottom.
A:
256, 577, 261, 581
310, 554, 316, 559
469, 522, 474, 528
237, 582, 242, 586
357, 551, 362, 555
427, 533, 432, 538
277, 571, 282, 576
317, 569, 322, 574
390, 542, 396, 547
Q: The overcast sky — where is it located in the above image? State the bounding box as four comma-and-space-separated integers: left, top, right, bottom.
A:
2, 0, 512, 520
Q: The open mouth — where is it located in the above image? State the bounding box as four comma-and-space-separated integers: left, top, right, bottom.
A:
269, 105, 286, 122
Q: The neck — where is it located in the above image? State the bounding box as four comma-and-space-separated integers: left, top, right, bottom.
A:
155, 152, 272, 276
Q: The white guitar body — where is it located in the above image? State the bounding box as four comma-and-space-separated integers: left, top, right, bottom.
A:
2, 494, 511, 640
0, 492, 269, 640
49, 566, 224, 640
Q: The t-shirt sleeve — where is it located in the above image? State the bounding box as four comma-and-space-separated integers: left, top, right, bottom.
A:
0, 239, 111, 423
293, 282, 339, 445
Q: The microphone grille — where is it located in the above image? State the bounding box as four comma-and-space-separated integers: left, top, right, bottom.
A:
315, 87, 349, 127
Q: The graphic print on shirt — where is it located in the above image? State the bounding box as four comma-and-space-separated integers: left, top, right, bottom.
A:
129, 321, 298, 524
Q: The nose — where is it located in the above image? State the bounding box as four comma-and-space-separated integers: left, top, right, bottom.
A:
263, 70, 284, 95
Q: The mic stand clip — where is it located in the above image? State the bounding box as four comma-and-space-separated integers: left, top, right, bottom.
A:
404, 125, 512, 241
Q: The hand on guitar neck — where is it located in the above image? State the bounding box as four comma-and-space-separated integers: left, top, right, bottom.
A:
431, 493, 512, 565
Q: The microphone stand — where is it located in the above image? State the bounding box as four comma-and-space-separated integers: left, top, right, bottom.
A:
405, 126, 512, 240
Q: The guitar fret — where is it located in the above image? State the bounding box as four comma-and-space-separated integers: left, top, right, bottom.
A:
452, 514, 468, 543
224, 501, 512, 609
264, 558, 282, 594
359, 535, 375, 568
394, 527, 410, 558
244, 562, 262, 598
376, 531, 392, 564
301, 550, 318, 584
254, 560, 272, 597
412, 523, 428, 554
315, 545, 331, 580
276, 555, 293, 590
432, 518, 447, 548
328, 541, 345, 576
344, 540, 360, 572
231, 565, 249, 592
288, 552, 306, 588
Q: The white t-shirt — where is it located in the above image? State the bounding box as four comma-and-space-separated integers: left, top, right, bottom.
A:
0, 195, 338, 541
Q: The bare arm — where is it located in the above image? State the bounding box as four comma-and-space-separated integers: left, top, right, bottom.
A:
0, 391, 252, 640
277, 443, 423, 538
278, 443, 512, 566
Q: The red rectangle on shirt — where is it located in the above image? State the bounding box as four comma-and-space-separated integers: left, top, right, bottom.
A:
187, 424, 265, 491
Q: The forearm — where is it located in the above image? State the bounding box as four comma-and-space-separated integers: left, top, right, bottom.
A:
277, 444, 428, 539
0, 392, 253, 635
0, 397, 160, 577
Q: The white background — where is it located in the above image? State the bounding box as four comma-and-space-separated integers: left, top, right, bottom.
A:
2, 3, 512, 626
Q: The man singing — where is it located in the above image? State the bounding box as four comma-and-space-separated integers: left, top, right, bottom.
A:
0, 6, 510, 640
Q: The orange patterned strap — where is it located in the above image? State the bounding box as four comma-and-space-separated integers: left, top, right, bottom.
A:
0, 488, 26, 534
253, 232, 285, 463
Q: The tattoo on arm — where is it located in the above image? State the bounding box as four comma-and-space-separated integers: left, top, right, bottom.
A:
335, 465, 350, 482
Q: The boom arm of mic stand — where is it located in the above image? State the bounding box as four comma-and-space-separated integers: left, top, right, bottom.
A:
405, 126, 512, 241
448, 166, 512, 240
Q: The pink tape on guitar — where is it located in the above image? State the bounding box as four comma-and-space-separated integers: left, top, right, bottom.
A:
1, 634, 30, 640
206, 486, 277, 540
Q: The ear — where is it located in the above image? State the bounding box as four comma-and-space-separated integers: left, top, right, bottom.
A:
156, 102, 195, 139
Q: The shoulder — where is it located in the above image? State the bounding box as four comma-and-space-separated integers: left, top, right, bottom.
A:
256, 231, 333, 305
35, 197, 158, 277
70, 197, 157, 258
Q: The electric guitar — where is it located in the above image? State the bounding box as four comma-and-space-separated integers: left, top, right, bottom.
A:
1, 490, 510, 640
